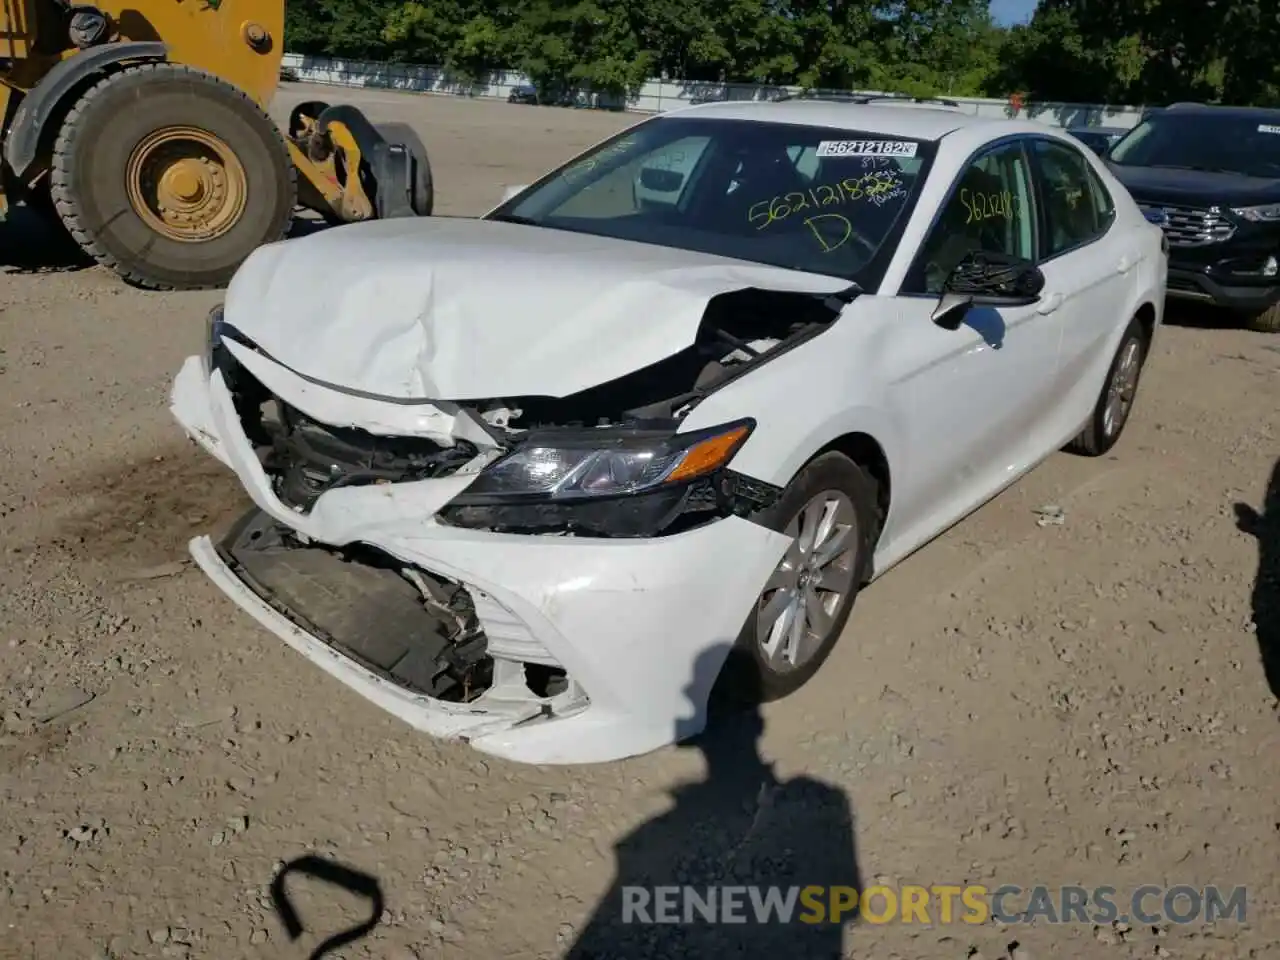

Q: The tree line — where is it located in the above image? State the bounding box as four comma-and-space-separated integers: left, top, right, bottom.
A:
285, 0, 1280, 106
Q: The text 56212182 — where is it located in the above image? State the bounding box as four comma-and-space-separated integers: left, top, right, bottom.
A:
816, 140, 919, 158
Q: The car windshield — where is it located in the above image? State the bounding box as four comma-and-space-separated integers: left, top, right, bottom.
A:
1109, 112, 1280, 179
488, 116, 936, 284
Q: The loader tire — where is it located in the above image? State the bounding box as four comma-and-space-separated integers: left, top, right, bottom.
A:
22, 182, 86, 261
373, 121, 434, 215
50, 62, 296, 291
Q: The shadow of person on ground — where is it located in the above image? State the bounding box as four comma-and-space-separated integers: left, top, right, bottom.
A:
1236, 456, 1280, 701
0, 202, 93, 276
566, 645, 863, 959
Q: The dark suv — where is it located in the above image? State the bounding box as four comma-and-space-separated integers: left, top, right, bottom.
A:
1107, 103, 1280, 332
1066, 126, 1127, 156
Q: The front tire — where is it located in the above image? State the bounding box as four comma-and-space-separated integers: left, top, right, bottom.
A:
1066, 316, 1148, 457
50, 63, 296, 290
717, 452, 880, 704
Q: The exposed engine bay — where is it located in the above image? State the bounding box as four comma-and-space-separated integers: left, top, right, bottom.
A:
501, 286, 850, 427
267, 404, 483, 511
214, 284, 853, 537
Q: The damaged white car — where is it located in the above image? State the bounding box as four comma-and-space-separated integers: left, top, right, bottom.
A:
171, 99, 1167, 764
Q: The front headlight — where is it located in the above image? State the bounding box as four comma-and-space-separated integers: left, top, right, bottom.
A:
454, 419, 754, 504
1230, 203, 1280, 222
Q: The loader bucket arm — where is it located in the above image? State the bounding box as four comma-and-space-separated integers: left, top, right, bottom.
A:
0, 1, 434, 289
287, 101, 434, 223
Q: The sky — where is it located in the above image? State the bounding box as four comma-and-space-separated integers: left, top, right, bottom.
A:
989, 0, 1038, 25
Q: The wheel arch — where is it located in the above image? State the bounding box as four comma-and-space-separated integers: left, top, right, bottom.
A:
1134, 300, 1157, 345
809, 431, 892, 532
1090, 299, 1157, 402
4, 41, 167, 183
707, 397, 901, 531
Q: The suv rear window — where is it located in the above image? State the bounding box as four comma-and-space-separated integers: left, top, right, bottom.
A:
490, 116, 937, 285
1109, 111, 1280, 179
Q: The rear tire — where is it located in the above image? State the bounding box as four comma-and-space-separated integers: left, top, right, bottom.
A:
1247, 303, 1280, 333
50, 63, 296, 290
374, 121, 434, 216
1066, 316, 1148, 457
716, 452, 880, 705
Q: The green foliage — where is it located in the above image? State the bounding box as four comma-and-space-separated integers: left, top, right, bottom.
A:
286, 0, 404, 60
995, 0, 1280, 106
283, 0, 1280, 105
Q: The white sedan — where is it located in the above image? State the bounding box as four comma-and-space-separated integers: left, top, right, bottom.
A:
170, 98, 1166, 764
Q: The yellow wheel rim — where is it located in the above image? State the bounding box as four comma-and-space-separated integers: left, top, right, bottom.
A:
125, 126, 248, 243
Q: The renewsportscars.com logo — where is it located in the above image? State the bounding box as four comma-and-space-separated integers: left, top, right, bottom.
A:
620, 884, 1248, 926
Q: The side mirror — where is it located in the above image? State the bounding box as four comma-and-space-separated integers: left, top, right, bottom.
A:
930, 291, 976, 330
932, 251, 1045, 330
500, 184, 528, 203
638, 167, 683, 192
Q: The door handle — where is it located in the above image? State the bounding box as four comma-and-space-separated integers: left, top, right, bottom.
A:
1036, 291, 1064, 315
1116, 256, 1133, 274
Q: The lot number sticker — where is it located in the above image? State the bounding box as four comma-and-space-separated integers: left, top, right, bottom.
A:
1259, 124, 1280, 134
816, 139, 918, 158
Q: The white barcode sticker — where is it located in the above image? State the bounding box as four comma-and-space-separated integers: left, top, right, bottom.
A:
816, 139, 918, 158
1259, 124, 1280, 134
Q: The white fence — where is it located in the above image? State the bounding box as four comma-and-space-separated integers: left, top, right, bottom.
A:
280, 53, 1147, 131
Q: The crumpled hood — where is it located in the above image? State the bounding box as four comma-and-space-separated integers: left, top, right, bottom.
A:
223, 216, 850, 401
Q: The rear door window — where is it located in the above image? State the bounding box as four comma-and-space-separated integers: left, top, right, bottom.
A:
1032, 139, 1116, 257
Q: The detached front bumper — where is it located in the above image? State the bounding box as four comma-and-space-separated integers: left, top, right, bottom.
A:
170, 355, 791, 764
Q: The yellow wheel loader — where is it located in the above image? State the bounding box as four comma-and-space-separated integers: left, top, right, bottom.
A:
0, 0, 433, 290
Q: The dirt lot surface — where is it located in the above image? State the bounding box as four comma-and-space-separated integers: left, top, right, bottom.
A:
1, 86, 1278, 960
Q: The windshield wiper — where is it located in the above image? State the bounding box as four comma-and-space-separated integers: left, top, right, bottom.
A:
822, 282, 864, 311
487, 213, 541, 225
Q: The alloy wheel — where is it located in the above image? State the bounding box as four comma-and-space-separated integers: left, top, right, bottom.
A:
1103, 336, 1142, 437
755, 490, 858, 672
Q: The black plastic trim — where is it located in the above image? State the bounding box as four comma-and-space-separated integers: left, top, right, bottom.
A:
4, 41, 168, 179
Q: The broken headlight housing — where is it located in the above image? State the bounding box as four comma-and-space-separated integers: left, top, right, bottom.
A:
205, 303, 227, 370
438, 419, 755, 536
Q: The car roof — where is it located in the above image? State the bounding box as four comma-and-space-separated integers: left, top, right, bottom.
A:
664, 99, 996, 141
1159, 102, 1280, 120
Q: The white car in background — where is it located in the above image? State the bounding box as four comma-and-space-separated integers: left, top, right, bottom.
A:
171, 98, 1166, 765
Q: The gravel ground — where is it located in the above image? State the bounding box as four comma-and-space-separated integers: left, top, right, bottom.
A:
1, 86, 1277, 960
